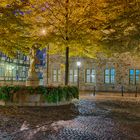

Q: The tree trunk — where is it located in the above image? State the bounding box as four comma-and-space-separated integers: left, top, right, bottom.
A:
65, 46, 69, 85
65, 0, 69, 86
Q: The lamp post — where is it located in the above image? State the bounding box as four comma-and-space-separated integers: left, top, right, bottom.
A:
77, 61, 81, 90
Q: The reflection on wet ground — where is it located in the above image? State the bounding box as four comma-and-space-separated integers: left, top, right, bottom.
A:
0, 95, 140, 140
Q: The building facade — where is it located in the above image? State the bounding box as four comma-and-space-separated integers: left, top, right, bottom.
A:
46, 53, 140, 92
0, 52, 29, 86
1, 51, 140, 92
0, 50, 46, 86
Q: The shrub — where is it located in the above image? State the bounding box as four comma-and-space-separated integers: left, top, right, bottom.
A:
0, 86, 79, 103
0, 86, 21, 101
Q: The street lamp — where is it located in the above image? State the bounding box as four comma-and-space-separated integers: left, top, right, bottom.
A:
77, 61, 81, 90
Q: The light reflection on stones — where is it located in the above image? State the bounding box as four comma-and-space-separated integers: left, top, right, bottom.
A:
0, 98, 140, 140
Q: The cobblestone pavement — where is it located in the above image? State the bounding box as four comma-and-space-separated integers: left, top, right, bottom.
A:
0, 95, 140, 140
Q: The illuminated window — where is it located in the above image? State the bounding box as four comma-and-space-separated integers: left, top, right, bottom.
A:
52, 69, 61, 82
129, 69, 140, 84
69, 69, 78, 83
105, 68, 115, 84
17, 66, 27, 81
0, 52, 29, 81
0, 68, 5, 76
85, 69, 96, 83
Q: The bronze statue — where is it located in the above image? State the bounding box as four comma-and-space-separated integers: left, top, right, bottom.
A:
29, 47, 36, 73
28, 45, 40, 79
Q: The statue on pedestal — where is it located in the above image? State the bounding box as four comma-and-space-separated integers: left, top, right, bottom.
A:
26, 45, 40, 86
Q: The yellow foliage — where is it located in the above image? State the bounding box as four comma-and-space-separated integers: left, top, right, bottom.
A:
0, 0, 139, 57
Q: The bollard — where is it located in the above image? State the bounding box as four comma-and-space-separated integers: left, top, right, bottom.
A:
93, 86, 96, 96
121, 86, 124, 96
135, 86, 138, 97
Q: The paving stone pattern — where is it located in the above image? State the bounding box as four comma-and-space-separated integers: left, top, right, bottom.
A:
0, 98, 140, 140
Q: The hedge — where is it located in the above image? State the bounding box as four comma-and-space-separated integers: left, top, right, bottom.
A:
0, 86, 79, 103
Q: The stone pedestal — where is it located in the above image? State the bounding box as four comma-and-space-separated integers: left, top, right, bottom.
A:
26, 71, 39, 86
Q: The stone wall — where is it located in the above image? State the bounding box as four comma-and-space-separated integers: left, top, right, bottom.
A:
0, 92, 72, 106
45, 53, 140, 92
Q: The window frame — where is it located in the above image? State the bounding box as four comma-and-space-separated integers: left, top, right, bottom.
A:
69, 69, 78, 83
52, 69, 61, 83
85, 68, 96, 83
129, 69, 140, 85
104, 68, 115, 84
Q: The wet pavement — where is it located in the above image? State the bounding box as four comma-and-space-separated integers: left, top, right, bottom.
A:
0, 94, 140, 140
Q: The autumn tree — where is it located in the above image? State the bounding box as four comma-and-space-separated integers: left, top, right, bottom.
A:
100, 0, 140, 55
0, 0, 30, 56
22, 0, 113, 85
1, 0, 139, 86
0, 0, 48, 85
12, 0, 126, 85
